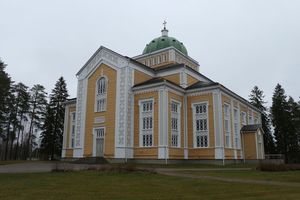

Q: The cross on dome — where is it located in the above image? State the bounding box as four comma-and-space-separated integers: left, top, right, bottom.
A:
163, 20, 167, 30
161, 20, 168, 36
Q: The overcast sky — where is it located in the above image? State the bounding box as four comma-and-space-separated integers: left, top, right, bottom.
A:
1, 0, 299, 105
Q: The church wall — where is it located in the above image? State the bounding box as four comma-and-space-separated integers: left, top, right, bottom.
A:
187, 93, 215, 159
163, 74, 180, 85
84, 63, 117, 158
133, 91, 159, 159
168, 91, 184, 159
134, 70, 153, 85
186, 74, 198, 87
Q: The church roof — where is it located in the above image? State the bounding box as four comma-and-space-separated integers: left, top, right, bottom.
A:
133, 77, 182, 89
185, 81, 219, 90
241, 124, 262, 132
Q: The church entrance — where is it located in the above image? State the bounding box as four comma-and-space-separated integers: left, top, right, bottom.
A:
94, 128, 105, 157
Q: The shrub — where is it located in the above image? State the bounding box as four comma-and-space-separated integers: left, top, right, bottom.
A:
258, 163, 288, 171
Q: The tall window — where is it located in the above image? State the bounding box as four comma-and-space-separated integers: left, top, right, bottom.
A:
233, 108, 240, 149
241, 111, 247, 125
193, 103, 209, 148
95, 77, 107, 112
139, 99, 154, 147
224, 104, 231, 148
70, 112, 76, 148
171, 101, 181, 147
254, 117, 258, 124
248, 110, 253, 124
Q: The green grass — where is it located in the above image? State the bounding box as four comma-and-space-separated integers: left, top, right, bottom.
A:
181, 170, 300, 183
0, 171, 299, 200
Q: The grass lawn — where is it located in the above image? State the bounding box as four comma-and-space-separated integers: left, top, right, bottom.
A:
0, 171, 299, 200
181, 170, 300, 183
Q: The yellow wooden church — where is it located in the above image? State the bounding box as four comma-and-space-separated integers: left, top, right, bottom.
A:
62, 24, 265, 163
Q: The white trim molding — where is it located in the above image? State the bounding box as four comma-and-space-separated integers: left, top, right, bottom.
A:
92, 127, 106, 157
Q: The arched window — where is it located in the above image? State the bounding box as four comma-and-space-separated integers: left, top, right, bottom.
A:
95, 77, 107, 112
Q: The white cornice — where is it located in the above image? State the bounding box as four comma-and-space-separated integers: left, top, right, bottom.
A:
132, 81, 185, 95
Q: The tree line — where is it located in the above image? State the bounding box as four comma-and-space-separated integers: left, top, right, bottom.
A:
0, 59, 68, 160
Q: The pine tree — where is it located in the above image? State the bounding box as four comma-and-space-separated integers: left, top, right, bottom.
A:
3, 92, 17, 160
0, 59, 12, 149
27, 84, 47, 160
286, 97, 300, 162
249, 86, 275, 154
40, 105, 55, 160
40, 77, 68, 160
271, 84, 291, 162
12, 83, 30, 159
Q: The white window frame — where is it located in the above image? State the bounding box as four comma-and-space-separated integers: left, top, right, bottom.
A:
241, 111, 247, 126
139, 99, 154, 147
224, 103, 232, 148
254, 117, 258, 124
248, 110, 253, 125
233, 108, 240, 149
171, 100, 181, 148
92, 127, 105, 157
69, 112, 76, 148
192, 102, 209, 148
95, 76, 108, 112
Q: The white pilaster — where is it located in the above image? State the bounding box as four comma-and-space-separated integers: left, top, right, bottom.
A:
158, 87, 169, 159
183, 95, 188, 159
213, 90, 224, 159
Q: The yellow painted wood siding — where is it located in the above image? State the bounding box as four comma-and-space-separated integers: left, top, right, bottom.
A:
187, 93, 215, 159
84, 64, 116, 158
133, 91, 159, 158
168, 91, 184, 159
163, 74, 180, 85
65, 149, 73, 157
134, 70, 152, 85
187, 74, 198, 86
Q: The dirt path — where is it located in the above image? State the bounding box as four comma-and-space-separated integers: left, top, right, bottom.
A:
0, 162, 101, 173
156, 168, 300, 187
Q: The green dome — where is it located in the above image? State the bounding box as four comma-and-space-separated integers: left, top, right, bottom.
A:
143, 31, 188, 56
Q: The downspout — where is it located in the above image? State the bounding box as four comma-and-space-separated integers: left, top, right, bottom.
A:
242, 132, 246, 164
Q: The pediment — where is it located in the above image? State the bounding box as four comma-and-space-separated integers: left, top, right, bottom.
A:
76, 46, 128, 80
